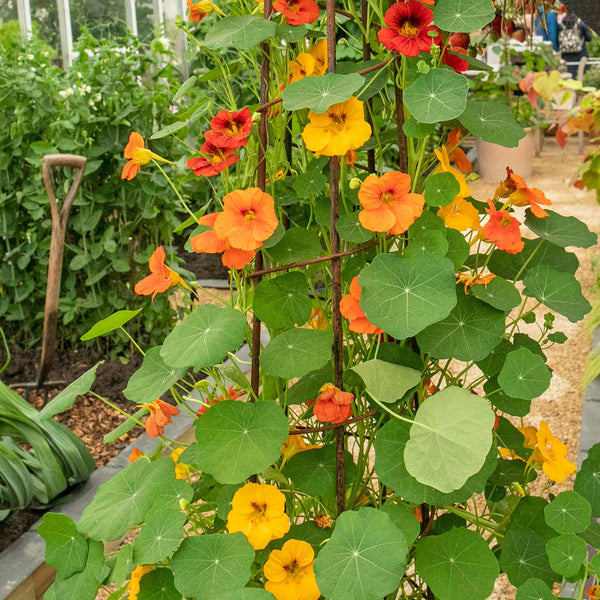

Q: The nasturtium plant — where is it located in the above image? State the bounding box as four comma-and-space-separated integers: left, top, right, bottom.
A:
38, 0, 597, 598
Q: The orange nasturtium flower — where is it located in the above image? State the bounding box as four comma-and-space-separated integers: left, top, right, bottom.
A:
226, 482, 290, 549
121, 132, 169, 181
190, 212, 255, 270
437, 198, 480, 231
495, 167, 551, 218
482, 200, 525, 254
456, 271, 496, 294
137, 399, 179, 438
357, 171, 425, 235
129, 448, 144, 463
586, 585, 600, 599
134, 246, 191, 300
273, 0, 320, 26
187, 0, 223, 22
264, 539, 321, 600
170, 448, 190, 480
281, 434, 321, 468
197, 385, 246, 415
536, 421, 577, 483
213, 188, 279, 251
446, 129, 473, 173
127, 565, 156, 600
339, 275, 383, 335
302, 96, 372, 157
309, 383, 354, 424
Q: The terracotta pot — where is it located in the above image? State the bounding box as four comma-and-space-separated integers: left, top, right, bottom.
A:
476, 128, 537, 180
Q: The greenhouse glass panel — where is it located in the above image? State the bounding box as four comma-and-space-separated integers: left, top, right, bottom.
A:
0, 0, 19, 23
70, 0, 128, 40
29, 0, 61, 54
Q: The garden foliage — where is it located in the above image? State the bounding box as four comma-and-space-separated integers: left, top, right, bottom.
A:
39, 0, 600, 599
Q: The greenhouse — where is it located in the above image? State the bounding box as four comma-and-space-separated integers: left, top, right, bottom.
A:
1, 0, 600, 599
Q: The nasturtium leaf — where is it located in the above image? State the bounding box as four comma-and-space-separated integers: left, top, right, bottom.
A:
204, 16, 276, 50
213, 590, 276, 600
286, 363, 334, 406
351, 359, 421, 403
112, 544, 134, 587
459, 99, 525, 148
53, 539, 105, 600
416, 291, 505, 361
171, 533, 254, 598
525, 209, 597, 248
498, 348, 551, 400
471, 276, 521, 312
253, 272, 312, 330
402, 118, 436, 138
515, 578, 554, 600
359, 253, 457, 339
544, 491, 591, 534
592, 553, 600, 574
488, 238, 579, 281
410, 209, 448, 233
275, 23, 307, 42
513, 333, 546, 360
266, 227, 323, 264
338, 60, 389, 102
38, 513, 88, 578
404, 230, 449, 259
404, 68, 469, 124
161, 304, 246, 368
78, 457, 175, 541
292, 169, 328, 199
523, 264, 591, 323
477, 338, 513, 377
433, 0, 495, 32
445, 228, 470, 270
488, 458, 529, 490
314, 507, 408, 600
381, 500, 421, 547
375, 419, 497, 505
336, 212, 374, 243
133, 509, 186, 564
138, 569, 181, 600
415, 528, 499, 600
424, 172, 460, 207
484, 376, 531, 417
574, 443, 600, 517
38, 363, 101, 419
124, 347, 187, 404
282, 72, 364, 113
405, 386, 495, 493
80, 308, 142, 341
284, 446, 357, 498
261, 329, 333, 379
545, 533, 587, 578
194, 400, 289, 484
153, 477, 194, 512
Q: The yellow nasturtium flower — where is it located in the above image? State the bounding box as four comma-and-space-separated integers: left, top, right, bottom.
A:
281, 433, 321, 468
170, 448, 190, 480
437, 197, 480, 231
433, 145, 471, 199
127, 565, 156, 600
536, 421, 577, 483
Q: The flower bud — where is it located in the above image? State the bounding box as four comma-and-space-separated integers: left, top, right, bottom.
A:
349, 177, 362, 190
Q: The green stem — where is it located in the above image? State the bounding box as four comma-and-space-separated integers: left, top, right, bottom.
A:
153, 160, 200, 225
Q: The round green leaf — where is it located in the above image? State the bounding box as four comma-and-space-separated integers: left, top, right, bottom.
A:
292, 169, 328, 199
204, 16, 276, 50
544, 491, 591, 534
276, 23, 308, 42
124, 346, 188, 404
80, 308, 142, 341
194, 400, 289, 484
416, 291, 506, 361
351, 359, 421, 403
214, 590, 276, 600
404, 230, 449, 259
266, 227, 323, 265
171, 533, 254, 598
282, 73, 365, 113
424, 172, 460, 207
161, 304, 247, 368
253, 272, 312, 330
404, 68, 469, 124
498, 348, 551, 400
470, 276, 521, 312
415, 528, 499, 600
359, 253, 457, 339
261, 328, 333, 379
286, 364, 334, 405
405, 386, 495, 493
433, 0, 495, 32
52, 539, 105, 600
314, 507, 408, 600
459, 100, 525, 148
574, 443, 600, 517
484, 376, 531, 417
515, 578, 554, 600
336, 212, 374, 243
525, 209, 597, 248
138, 569, 181, 600
445, 228, 470, 270
284, 446, 357, 498
523, 264, 591, 323
545, 533, 587, 578
380, 501, 421, 548
133, 509, 186, 564
38, 513, 88, 578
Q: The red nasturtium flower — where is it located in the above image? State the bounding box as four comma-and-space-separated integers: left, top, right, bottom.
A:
377, 0, 439, 56
495, 167, 551, 218
309, 383, 354, 424
197, 386, 246, 415
208, 107, 253, 149
121, 132, 169, 181
358, 171, 425, 234
442, 46, 469, 73
138, 400, 179, 438
186, 140, 240, 177
482, 200, 525, 254
273, 0, 320, 26
213, 188, 279, 251
339, 276, 383, 335
134, 246, 190, 300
